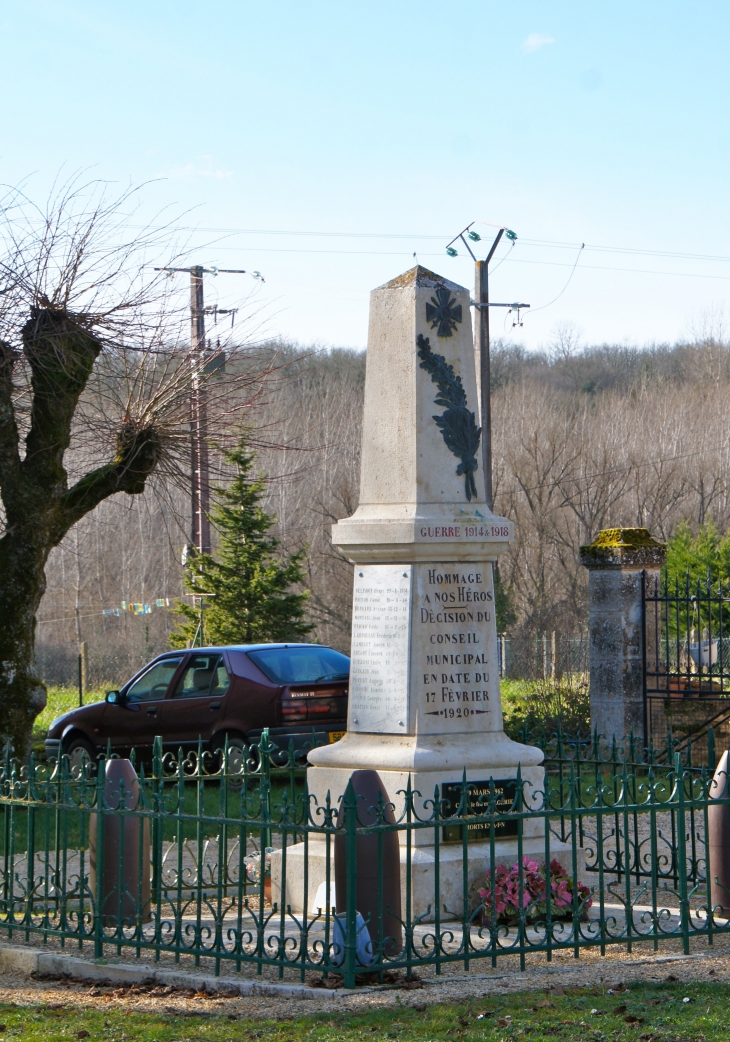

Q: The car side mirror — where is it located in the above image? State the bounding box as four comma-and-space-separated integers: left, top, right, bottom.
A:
106, 690, 125, 705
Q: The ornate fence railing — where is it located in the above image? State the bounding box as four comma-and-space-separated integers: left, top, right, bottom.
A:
643, 571, 730, 758
521, 724, 722, 778
1, 731, 730, 987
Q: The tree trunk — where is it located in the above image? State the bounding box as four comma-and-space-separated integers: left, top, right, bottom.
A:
0, 529, 51, 754
0, 309, 163, 757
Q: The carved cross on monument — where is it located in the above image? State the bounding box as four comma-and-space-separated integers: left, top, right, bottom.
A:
425, 284, 463, 337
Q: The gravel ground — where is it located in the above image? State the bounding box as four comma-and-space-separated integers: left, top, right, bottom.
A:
1, 935, 730, 1019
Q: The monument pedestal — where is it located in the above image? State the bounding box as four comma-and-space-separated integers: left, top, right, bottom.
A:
273, 267, 563, 924
271, 734, 579, 921
272, 835, 580, 922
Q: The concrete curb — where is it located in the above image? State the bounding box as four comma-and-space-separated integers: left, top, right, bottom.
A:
0, 944, 331, 1000
2, 941, 726, 1004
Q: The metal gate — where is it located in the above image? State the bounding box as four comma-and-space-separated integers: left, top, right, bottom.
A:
643, 570, 730, 759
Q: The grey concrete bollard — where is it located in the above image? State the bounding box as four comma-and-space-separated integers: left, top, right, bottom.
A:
89, 758, 151, 926
335, 769, 403, 958
709, 750, 730, 919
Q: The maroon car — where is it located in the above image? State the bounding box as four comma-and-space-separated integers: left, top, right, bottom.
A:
45, 643, 350, 770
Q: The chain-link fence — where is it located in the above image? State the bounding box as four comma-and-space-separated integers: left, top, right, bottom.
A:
498, 633, 588, 680
36, 633, 589, 693
34, 642, 167, 694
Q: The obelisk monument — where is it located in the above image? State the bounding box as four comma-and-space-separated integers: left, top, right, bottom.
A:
273, 266, 552, 918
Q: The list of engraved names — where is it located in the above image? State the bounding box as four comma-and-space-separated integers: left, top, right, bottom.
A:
349, 566, 411, 733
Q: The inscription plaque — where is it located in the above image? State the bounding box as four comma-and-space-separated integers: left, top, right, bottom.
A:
441, 778, 519, 842
414, 563, 497, 734
349, 565, 411, 733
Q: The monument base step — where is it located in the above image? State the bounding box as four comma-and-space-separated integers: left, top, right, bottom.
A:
270, 836, 582, 923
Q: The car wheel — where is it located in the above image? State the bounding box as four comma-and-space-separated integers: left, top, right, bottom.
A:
64, 736, 97, 774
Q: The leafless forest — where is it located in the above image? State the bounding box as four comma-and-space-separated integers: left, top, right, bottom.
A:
36, 335, 730, 688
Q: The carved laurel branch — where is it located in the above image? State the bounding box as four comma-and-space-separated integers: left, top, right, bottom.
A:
416, 333, 481, 502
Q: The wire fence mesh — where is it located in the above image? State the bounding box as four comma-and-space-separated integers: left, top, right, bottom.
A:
498, 634, 589, 680
34, 643, 169, 694
33, 631, 590, 707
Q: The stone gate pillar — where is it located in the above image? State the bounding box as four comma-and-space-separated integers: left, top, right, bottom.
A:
580, 528, 667, 742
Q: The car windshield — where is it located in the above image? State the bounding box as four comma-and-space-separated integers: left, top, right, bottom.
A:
248, 646, 350, 685
126, 657, 183, 702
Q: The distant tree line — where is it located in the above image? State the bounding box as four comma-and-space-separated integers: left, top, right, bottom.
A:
36, 331, 730, 684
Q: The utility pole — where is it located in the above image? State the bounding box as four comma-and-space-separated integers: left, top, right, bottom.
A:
445, 224, 528, 511
475, 232, 502, 511
154, 265, 257, 556
190, 266, 210, 554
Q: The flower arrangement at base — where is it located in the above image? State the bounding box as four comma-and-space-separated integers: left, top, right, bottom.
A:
479, 856, 592, 924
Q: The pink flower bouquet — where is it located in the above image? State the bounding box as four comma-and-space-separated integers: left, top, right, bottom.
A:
479, 856, 592, 923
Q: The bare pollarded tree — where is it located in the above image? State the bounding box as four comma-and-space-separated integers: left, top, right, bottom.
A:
35, 344, 365, 679
0, 178, 275, 753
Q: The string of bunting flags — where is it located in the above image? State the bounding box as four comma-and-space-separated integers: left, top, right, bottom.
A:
102, 598, 171, 618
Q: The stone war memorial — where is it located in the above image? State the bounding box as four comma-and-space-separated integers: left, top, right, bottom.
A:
274, 265, 571, 919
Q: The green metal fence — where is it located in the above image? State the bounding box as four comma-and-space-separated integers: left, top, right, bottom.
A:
1, 730, 729, 989
519, 722, 720, 773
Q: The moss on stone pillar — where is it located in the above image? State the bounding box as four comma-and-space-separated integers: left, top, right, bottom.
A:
580, 527, 667, 571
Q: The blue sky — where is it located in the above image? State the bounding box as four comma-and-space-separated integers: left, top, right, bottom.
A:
3, 0, 730, 350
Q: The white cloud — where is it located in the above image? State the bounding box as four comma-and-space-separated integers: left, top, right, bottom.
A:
521, 33, 555, 54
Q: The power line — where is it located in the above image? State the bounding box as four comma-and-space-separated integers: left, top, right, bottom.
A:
508, 255, 730, 283
176, 226, 450, 240
137, 222, 730, 267
523, 244, 584, 316
520, 238, 730, 265
198, 244, 730, 285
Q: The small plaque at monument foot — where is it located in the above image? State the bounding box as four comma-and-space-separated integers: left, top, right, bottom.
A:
441, 778, 519, 842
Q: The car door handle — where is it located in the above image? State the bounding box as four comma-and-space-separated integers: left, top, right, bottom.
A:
209, 702, 221, 710
146, 706, 158, 715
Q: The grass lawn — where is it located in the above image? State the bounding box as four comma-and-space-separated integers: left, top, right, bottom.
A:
22, 686, 306, 847
32, 687, 107, 747
3, 979, 729, 1041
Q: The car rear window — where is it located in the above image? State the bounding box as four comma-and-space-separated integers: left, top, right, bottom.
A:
247, 646, 350, 685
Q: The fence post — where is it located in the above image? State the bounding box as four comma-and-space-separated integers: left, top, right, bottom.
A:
343, 778, 358, 989
674, 753, 691, 954
93, 758, 105, 958
258, 728, 272, 851
580, 528, 667, 745
151, 736, 163, 941
78, 642, 87, 707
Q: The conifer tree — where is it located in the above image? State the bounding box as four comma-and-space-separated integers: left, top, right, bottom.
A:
170, 439, 313, 648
